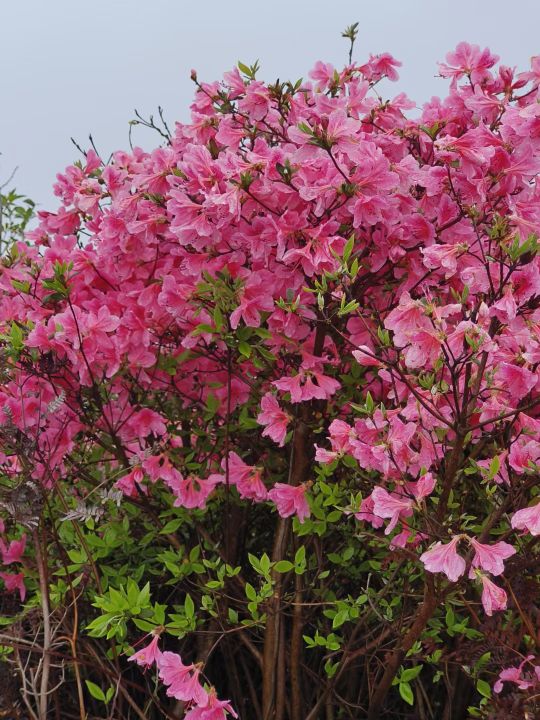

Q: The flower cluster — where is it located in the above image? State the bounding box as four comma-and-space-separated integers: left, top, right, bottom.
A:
1, 40, 540, 714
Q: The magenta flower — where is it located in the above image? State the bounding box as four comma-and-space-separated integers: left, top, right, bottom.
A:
419, 537, 466, 582
268, 483, 310, 523
257, 393, 290, 447
469, 538, 515, 576
184, 687, 238, 719
0, 534, 26, 565
273, 369, 340, 403
0, 571, 26, 601
479, 574, 508, 616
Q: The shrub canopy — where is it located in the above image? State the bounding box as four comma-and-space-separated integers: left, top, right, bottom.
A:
1, 41, 540, 720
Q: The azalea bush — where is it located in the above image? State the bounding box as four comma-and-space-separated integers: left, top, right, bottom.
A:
1, 39, 540, 720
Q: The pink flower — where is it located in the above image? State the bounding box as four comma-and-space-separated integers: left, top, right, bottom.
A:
352, 346, 382, 367
184, 688, 238, 719
273, 369, 340, 403
469, 538, 516, 576
421, 242, 467, 278
0, 571, 26, 601
358, 53, 401, 82
126, 408, 168, 440
157, 652, 208, 705
496, 362, 537, 401
370, 487, 413, 534
354, 494, 385, 529
409, 473, 436, 501
309, 61, 335, 91
169, 474, 220, 510
419, 536, 466, 582
479, 574, 508, 616
511, 502, 540, 535
115, 466, 146, 497
268, 483, 310, 523
0, 534, 26, 565
257, 393, 290, 447
226, 452, 267, 501
494, 656, 540, 693
128, 633, 162, 667
439, 42, 499, 88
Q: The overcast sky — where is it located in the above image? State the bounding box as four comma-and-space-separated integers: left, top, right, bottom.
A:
2, 0, 539, 211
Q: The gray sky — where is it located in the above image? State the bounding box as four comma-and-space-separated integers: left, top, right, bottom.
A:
2, 0, 539, 211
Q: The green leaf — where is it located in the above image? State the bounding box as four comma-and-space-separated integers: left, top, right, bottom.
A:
343, 234, 355, 263
399, 682, 414, 705
245, 583, 257, 602
477, 679, 491, 699
184, 594, 195, 619
238, 341, 251, 358
332, 610, 348, 629
401, 665, 423, 683
160, 518, 183, 534
488, 455, 500, 480
237, 61, 251, 76
274, 560, 294, 573
85, 680, 106, 702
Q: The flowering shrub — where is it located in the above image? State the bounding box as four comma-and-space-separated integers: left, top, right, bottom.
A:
0, 40, 540, 720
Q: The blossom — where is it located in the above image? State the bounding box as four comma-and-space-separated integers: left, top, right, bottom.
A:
469, 538, 515, 576
157, 652, 208, 705
370, 487, 413, 534
273, 369, 340, 403
494, 656, 540, 693
0, 572, 26, 601
439, 42, 499, 87
0, 534, 26, 565
128, 633, 162, 667
169, 474, 220, 510
225, 452, 267, 501
511, 502, 540, 535
479, 574, 508, 616
409, 473, 436, 501
354, 494, 385, 529
496, 362, 537, 401
419, 537, 466, 582
184, 688, 238, 719
268, 483, 310, 523
256, 393, 290, 446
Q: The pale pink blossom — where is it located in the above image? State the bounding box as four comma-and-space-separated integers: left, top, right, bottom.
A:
479, 574, 508, 616
157, 652, 208, 705
128, 633, 162, 667
469, 538, 516, 576
494, 655, 540, 693
511, 502, 540, 535
419, 537, 466, 582
371, 487, 413, 534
